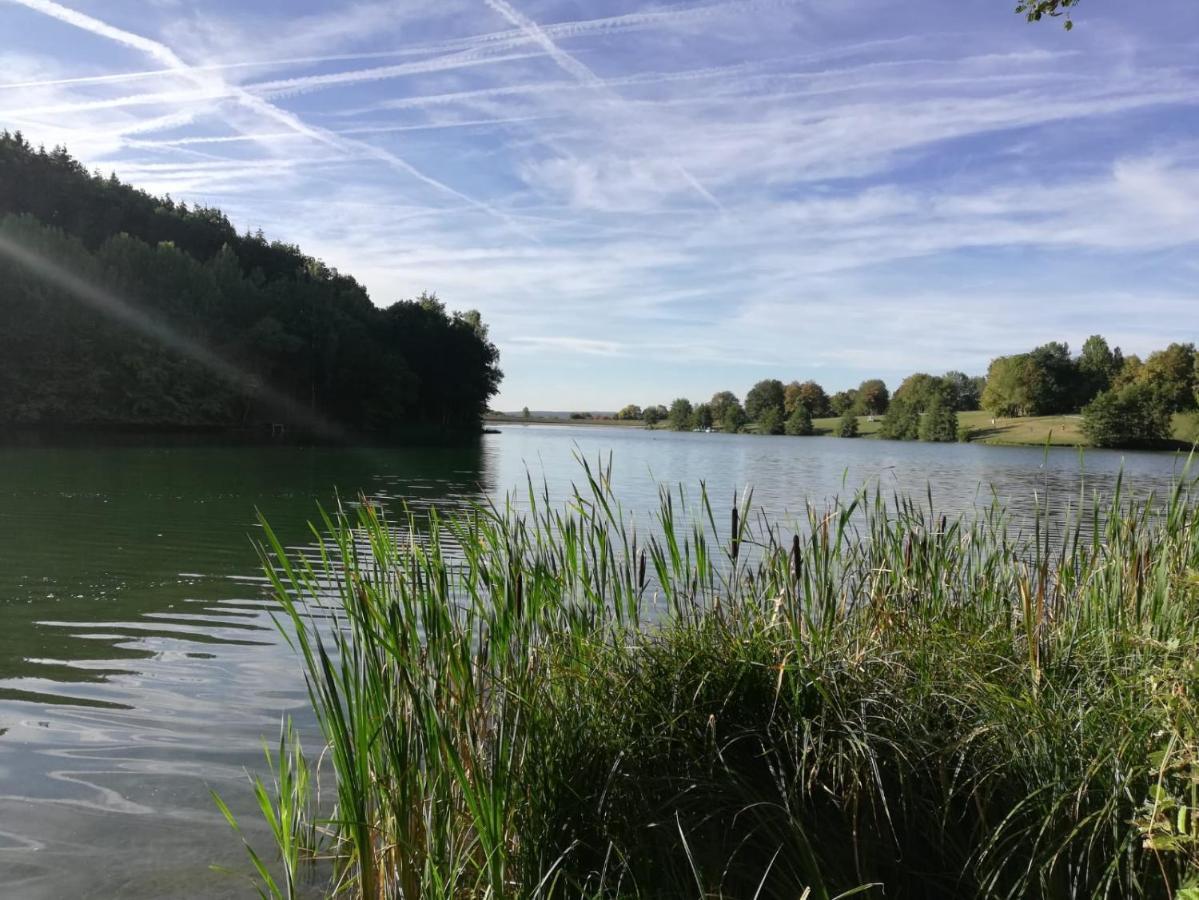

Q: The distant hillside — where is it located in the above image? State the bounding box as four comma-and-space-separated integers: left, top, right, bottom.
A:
0, 131, 501, 437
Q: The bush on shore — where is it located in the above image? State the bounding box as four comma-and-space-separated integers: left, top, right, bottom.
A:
1083, 382, 1174, 448
785, 406, 814, 435
229, 460, 1199, 900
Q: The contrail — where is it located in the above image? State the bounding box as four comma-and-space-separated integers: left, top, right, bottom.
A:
483, 0, 725, 212
0, 228, 344, 439
6, 0, 530, 236
0, 0, 747, 92
249, 49, 543, 99
126, 115, 551, 150
345, 62, 757, 114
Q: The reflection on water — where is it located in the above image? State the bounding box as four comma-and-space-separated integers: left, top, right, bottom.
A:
0, 427, 1191, 897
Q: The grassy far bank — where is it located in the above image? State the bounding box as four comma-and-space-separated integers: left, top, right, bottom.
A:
809, 410, 1199, 447
490, 410, 1199, 449
808, 410, 1085, 444
227, 460, 1199, 900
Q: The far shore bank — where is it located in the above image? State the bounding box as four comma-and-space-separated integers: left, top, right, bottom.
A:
488, 410, 1199, 451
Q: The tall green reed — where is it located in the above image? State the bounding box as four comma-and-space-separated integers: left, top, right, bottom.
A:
221, 455, 1199, 899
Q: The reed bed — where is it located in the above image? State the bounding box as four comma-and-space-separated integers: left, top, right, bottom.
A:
221, 458, 1199, 899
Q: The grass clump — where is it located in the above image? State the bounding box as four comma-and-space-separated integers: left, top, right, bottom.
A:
225, 458, 1199, 899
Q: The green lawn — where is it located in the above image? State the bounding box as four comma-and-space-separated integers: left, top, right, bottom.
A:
811, 414, 883, 437
492, 410, 1199, 448
957, 410, 1087, 446
813, 409, 1199, 448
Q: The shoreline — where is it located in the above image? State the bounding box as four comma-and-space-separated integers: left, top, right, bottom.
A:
488, 411, 1199, 451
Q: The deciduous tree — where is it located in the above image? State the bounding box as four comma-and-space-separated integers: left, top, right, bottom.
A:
709, 391, 739, 427
785, 406, 814, 436
1082, 383, 1172, 448
745, 379, 786, 423
856, 379, 889, 415
1139, 343, 1198, 412
668, 398, 693, 431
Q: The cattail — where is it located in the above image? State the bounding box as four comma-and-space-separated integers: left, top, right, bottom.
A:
731, 501, 740, 564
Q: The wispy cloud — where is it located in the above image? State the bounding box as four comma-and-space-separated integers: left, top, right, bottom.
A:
2, 0, 1197, 406
5, 0, 530, 234
483, 0, 725, 210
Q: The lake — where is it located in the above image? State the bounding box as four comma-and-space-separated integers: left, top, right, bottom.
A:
0, 425, 1192, 898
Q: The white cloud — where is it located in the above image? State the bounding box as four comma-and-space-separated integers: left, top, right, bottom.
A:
2, 0, 1198, 406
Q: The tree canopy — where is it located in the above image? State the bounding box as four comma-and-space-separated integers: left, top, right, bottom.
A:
983, 337, 1197, 426
746, 379, 786, 423
617, 333, 1192, 451
1082, 383, 1172, 448
667, 398, 694, 431
0, 132, 500, 437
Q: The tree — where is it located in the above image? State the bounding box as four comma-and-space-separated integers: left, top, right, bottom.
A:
0, 135, 503, 436
792, 380, 831, 418
879, 397, 920, 440
837, 413, 859, 438
667, 398, 693, 431
709, 391, 739, 428
1016, 0, 1081, 29
893, 373, 943, 411
746, 379, 786, 423
642, 405, 664, 426
1139, 343, 1198, 412
1082, 383, 1172, 448
785, 406, 813, 436
758, 405, 784, 435
1027, 341, 1078, 413
856, 379, 889, 415
1076, 335, 1121, 405
783, 381, 803, 416
941, 371, 982, 411
982, 353, 1056, 417
692, 403, 713, 430
1112, 354, 1143, 390
983, 356, 1028, 417
830, 389, 858, 416
521, 406, 531, 419
616, 404, 642, 421
722, 401, 747, 434
919, 392, 959, 443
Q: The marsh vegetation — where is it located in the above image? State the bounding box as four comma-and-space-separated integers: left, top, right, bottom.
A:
229, 457, 1199, 899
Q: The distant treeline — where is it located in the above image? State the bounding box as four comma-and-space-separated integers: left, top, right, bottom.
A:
624, 337, 1199, 448
0, 132, 501, 437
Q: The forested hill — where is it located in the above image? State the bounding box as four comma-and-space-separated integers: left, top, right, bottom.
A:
0, 131, 501, 437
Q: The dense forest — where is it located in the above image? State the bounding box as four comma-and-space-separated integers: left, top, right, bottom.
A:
626, 337, 1199, 449
0, 131, 501, 438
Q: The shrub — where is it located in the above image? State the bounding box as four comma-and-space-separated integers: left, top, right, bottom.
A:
722, 402, 747, 433
919, 395, 959, 442
879, 397, 920, 440
837, 413, 859, 437
667, 398, 693, 431
758, 405, 784, 435
784, 406, 813, 435
1082, 382, 1172, 448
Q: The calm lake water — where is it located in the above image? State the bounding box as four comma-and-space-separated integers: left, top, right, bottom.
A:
0, 425, 1193, 898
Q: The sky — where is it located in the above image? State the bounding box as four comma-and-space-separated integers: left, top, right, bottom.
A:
1, 0, 1197, 411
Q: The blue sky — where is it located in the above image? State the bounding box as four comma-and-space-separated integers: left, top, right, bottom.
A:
1, 0, 1197, 410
